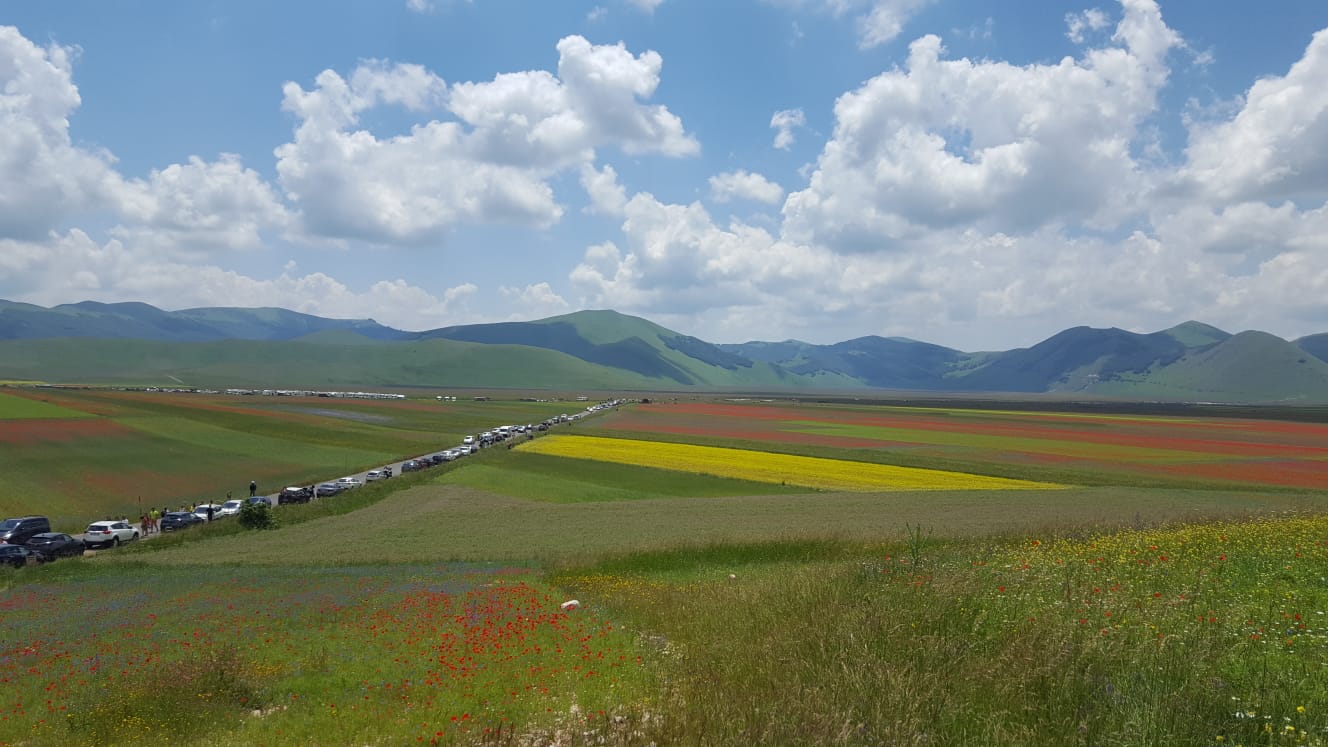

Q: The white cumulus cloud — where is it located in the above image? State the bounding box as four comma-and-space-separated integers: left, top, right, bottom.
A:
770, 108, 806, 150
1178, 28, 1328, 205
277, 36, 697, 246
782, 0, 1181, 246
708, 170, 785, 205
1065, 8, 1111, 44
0, 27, 122, 240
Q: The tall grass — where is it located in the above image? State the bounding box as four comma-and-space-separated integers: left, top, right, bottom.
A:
554, 514, 1328, 745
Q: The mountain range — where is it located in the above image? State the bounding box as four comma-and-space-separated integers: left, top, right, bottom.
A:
2, 300, 1326, 403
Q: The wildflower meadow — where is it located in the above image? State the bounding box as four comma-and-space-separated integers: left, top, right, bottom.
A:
0, 563, 653, 746
3, 393, 1326, 745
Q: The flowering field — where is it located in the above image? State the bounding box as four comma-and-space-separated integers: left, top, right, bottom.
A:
0, 563, 650, 745
518, 434, 1064, 491
593, 401, 1328, 488
551, 512, 1328, 745
0, 387, 571, 526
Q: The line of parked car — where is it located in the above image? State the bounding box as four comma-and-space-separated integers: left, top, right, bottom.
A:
1, 400, 629, 567
0, 516, 86, 567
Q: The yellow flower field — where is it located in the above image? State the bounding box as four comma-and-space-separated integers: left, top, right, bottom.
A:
517, 435, 1064, 491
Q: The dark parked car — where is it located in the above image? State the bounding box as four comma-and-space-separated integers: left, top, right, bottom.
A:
0, 516, 52, 546
401, 459, 422, 472
278, 486, 314, 505
160, 511, 205, 532
0, 545, 44, 568
25, 532, 85, 560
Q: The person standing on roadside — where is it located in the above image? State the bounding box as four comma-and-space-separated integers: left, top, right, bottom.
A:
249, 480, 257, 497
206, 504, 215, 522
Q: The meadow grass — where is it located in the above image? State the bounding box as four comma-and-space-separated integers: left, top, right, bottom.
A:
0, 561, 655, 746
445, 452, 816, 503
118, 468, 1323, 566
0, 388, 577, 527
0, 390, 90, 419
4, 397, 1328, 745
549, 513, 1328, 746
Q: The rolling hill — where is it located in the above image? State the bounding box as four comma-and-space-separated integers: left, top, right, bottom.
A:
0, 300, 1325, 402
0, 300, 407, 342
1298, 333, 1328, 363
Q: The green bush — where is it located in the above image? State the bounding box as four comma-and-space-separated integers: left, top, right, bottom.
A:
238, 500, 276, 530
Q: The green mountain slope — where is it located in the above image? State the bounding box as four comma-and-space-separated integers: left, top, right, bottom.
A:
1092, 331, 1328, 402
0, 300, 406, 342
946, 327, 1189, 393
175, 306, 407, 341
422, 310, 852, 388
1163, 320, 1231, 349
720, 336, 964, 389
0, 337, 675, 389
1297, 333, 1328, 363
2, 299, 1323, 401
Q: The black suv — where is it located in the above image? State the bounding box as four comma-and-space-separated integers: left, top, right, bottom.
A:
0, 516, 52, 546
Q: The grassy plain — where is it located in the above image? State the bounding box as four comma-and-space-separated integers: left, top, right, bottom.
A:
0, 387, 572, 527
0, 562, 652, 746
123, 477, 1318, 566
2, 395, 1327, 745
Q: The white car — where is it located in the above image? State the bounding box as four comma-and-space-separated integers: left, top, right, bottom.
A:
193, 503, 224, 521
218, 499, 244, 517
336, 476, 363, 489
84, 520, 140, 549
365, 469, 388, 482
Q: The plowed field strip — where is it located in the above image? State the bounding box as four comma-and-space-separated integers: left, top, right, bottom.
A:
787, 422, 1223, 463
517, 435, 1064, 492
606, 405, 1328, 458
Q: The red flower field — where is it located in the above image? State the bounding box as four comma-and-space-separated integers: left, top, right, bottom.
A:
593, 401, 1328, 489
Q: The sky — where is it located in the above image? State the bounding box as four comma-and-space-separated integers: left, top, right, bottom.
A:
2, 0, 1327, 351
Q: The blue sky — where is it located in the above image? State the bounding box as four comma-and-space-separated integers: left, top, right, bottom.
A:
2, 0, 1326, 350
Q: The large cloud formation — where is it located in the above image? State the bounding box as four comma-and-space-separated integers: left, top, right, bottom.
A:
574, 0, 1328, 346
2, 2, 1327, 347
0, 29, 693, 329
276, 36, 697, 245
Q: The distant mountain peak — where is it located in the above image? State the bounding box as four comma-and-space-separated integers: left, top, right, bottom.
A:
1163, 320, 1231, 348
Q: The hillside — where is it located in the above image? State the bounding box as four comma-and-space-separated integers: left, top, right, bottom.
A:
0, 337, 678, 389
721, 336, 964, 389
1, 299, 1325, 401
421, 310, 846, 388
1091, 331, 1328, 402
945, 327, 1190, 393
1298, 333, 1328, 363
0, 300, 406, 342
